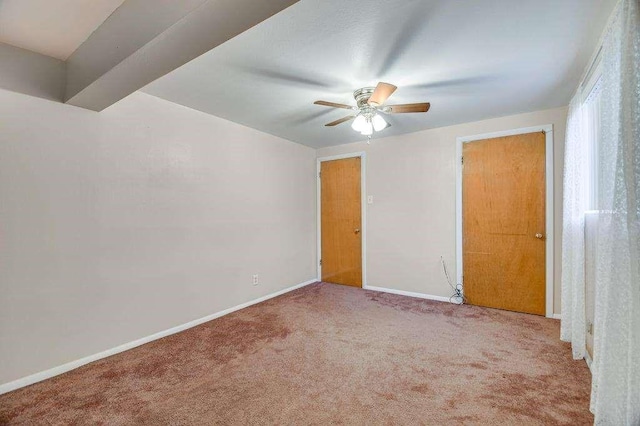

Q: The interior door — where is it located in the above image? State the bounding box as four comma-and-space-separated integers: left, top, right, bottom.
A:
321, 157, 362, 287
462, 132, 546, 315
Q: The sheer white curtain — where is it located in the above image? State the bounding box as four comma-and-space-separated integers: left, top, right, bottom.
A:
590, 0, 640, 424
560, 94, 587, 360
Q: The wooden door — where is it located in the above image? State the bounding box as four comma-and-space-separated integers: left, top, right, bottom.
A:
321, 157, 362, 287
462, 132, 546, 315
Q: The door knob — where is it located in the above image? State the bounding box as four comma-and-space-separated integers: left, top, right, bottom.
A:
535, 233, 544, 239
354, 228, 360, 234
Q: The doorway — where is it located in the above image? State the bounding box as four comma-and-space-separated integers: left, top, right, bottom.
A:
456, 127, 554, 317
317, 153, 366, 288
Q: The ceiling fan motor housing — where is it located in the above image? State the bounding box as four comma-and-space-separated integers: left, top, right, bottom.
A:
354, 87, 375, 107
354, 87, 377, 116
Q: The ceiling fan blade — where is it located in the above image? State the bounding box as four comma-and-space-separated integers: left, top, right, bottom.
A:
388, 102, 431, 113
314, 100, 353, 110
325, 116, 355, 127
368, 82, 397, 106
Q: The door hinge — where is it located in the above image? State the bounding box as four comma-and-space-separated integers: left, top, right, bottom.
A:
319, 259, 322, 266
461, 156, 464, 165
318, 171, 321, 178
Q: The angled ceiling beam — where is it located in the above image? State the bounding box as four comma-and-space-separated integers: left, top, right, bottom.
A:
65, 0, 299, 111
0, 42, 65, 102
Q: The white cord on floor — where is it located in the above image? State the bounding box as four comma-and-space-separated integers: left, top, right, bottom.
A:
441, 256, 466, 305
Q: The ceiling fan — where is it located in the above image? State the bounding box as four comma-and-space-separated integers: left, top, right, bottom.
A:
313, 82, 430, 139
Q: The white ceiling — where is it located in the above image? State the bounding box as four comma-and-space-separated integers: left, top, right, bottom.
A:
0, 0, 126, 60
143, 0, 615, 148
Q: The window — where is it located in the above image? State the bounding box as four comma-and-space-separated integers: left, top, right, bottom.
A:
582, 60, 602, 211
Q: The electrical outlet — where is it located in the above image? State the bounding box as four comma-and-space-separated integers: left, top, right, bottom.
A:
367, 195, 374, 204
252, 274, 259, 286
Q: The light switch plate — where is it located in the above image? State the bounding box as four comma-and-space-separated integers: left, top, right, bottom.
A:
367, 195, 373, 204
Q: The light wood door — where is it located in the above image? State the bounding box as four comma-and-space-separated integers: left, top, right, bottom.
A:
321, 157, 362, 287
462, 132, 546, 315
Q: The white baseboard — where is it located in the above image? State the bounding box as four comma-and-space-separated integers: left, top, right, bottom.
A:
552, 313, 562, 320
0, 279, 317, 396
363, 285, 451, 303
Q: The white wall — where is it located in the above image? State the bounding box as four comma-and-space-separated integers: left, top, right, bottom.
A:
0, 90, 316, 386
317, 107, 567, 314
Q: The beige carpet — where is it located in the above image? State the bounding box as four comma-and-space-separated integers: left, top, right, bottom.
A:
0, 282, 593, 425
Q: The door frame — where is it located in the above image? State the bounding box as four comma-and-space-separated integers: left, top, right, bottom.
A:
316, 152, 367, 287
455, 125, 554, 318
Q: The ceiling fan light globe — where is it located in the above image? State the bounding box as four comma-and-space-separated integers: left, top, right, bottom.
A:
372, 114, 389, 131
361, 121, 374, 136
351, 114, 366, 132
